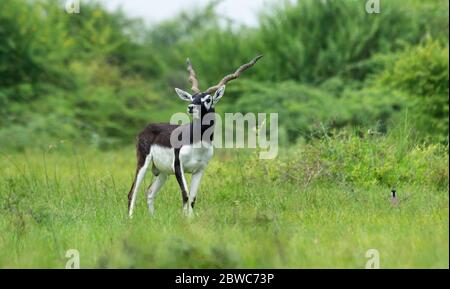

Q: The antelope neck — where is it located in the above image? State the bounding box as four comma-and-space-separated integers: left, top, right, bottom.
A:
190, 108, 215, 143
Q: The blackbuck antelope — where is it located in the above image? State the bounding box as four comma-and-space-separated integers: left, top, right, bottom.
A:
127, 55, 263, 217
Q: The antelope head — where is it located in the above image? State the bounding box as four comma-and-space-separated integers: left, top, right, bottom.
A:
175, 55, 264, 119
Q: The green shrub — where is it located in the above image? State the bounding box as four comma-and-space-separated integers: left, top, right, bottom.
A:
226, 80, 405, 143
0, 60, 178, 151
67, 60, 176, 148
156, 0, 449, 87
276, 129, 449, 190
374, 40, 449, 141
251, 0, 448, 83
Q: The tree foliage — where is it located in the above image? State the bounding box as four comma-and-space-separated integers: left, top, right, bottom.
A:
0, 0, 448, 150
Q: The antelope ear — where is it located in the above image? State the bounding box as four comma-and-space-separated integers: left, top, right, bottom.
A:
175, 88, 192, 102
212, 85, 225, 106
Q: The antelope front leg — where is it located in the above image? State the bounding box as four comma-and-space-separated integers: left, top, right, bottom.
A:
174, 149, 189, 215
188, 170, 204, 216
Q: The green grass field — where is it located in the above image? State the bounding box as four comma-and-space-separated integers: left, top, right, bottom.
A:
0, 131, 448, 269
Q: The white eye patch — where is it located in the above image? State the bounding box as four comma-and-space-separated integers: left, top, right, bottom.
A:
201, 95, 212, 109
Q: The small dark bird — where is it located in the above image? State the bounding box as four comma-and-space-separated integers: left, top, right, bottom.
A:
391, 188, 398, 207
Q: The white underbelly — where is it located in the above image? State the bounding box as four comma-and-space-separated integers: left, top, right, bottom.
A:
150, 143, 213, 174
151, 145, 175, 173
180, 142, 214, 173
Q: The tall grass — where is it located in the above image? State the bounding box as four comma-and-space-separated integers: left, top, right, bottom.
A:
0, 129, 447, 268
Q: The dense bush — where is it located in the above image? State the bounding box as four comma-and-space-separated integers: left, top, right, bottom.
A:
0, 0, 175, 150
374, 40, 449, 141
224, 80, 405, 143
282, 129, 449, 190
0, 59, 178, 150
0, 0, 138, 99
242, 128, 449, 191
166, 0, 449, 86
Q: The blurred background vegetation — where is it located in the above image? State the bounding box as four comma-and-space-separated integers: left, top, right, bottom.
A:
0, 0, 448, 151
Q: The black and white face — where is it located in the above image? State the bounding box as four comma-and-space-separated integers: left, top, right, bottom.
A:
175, 85, 226, 119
